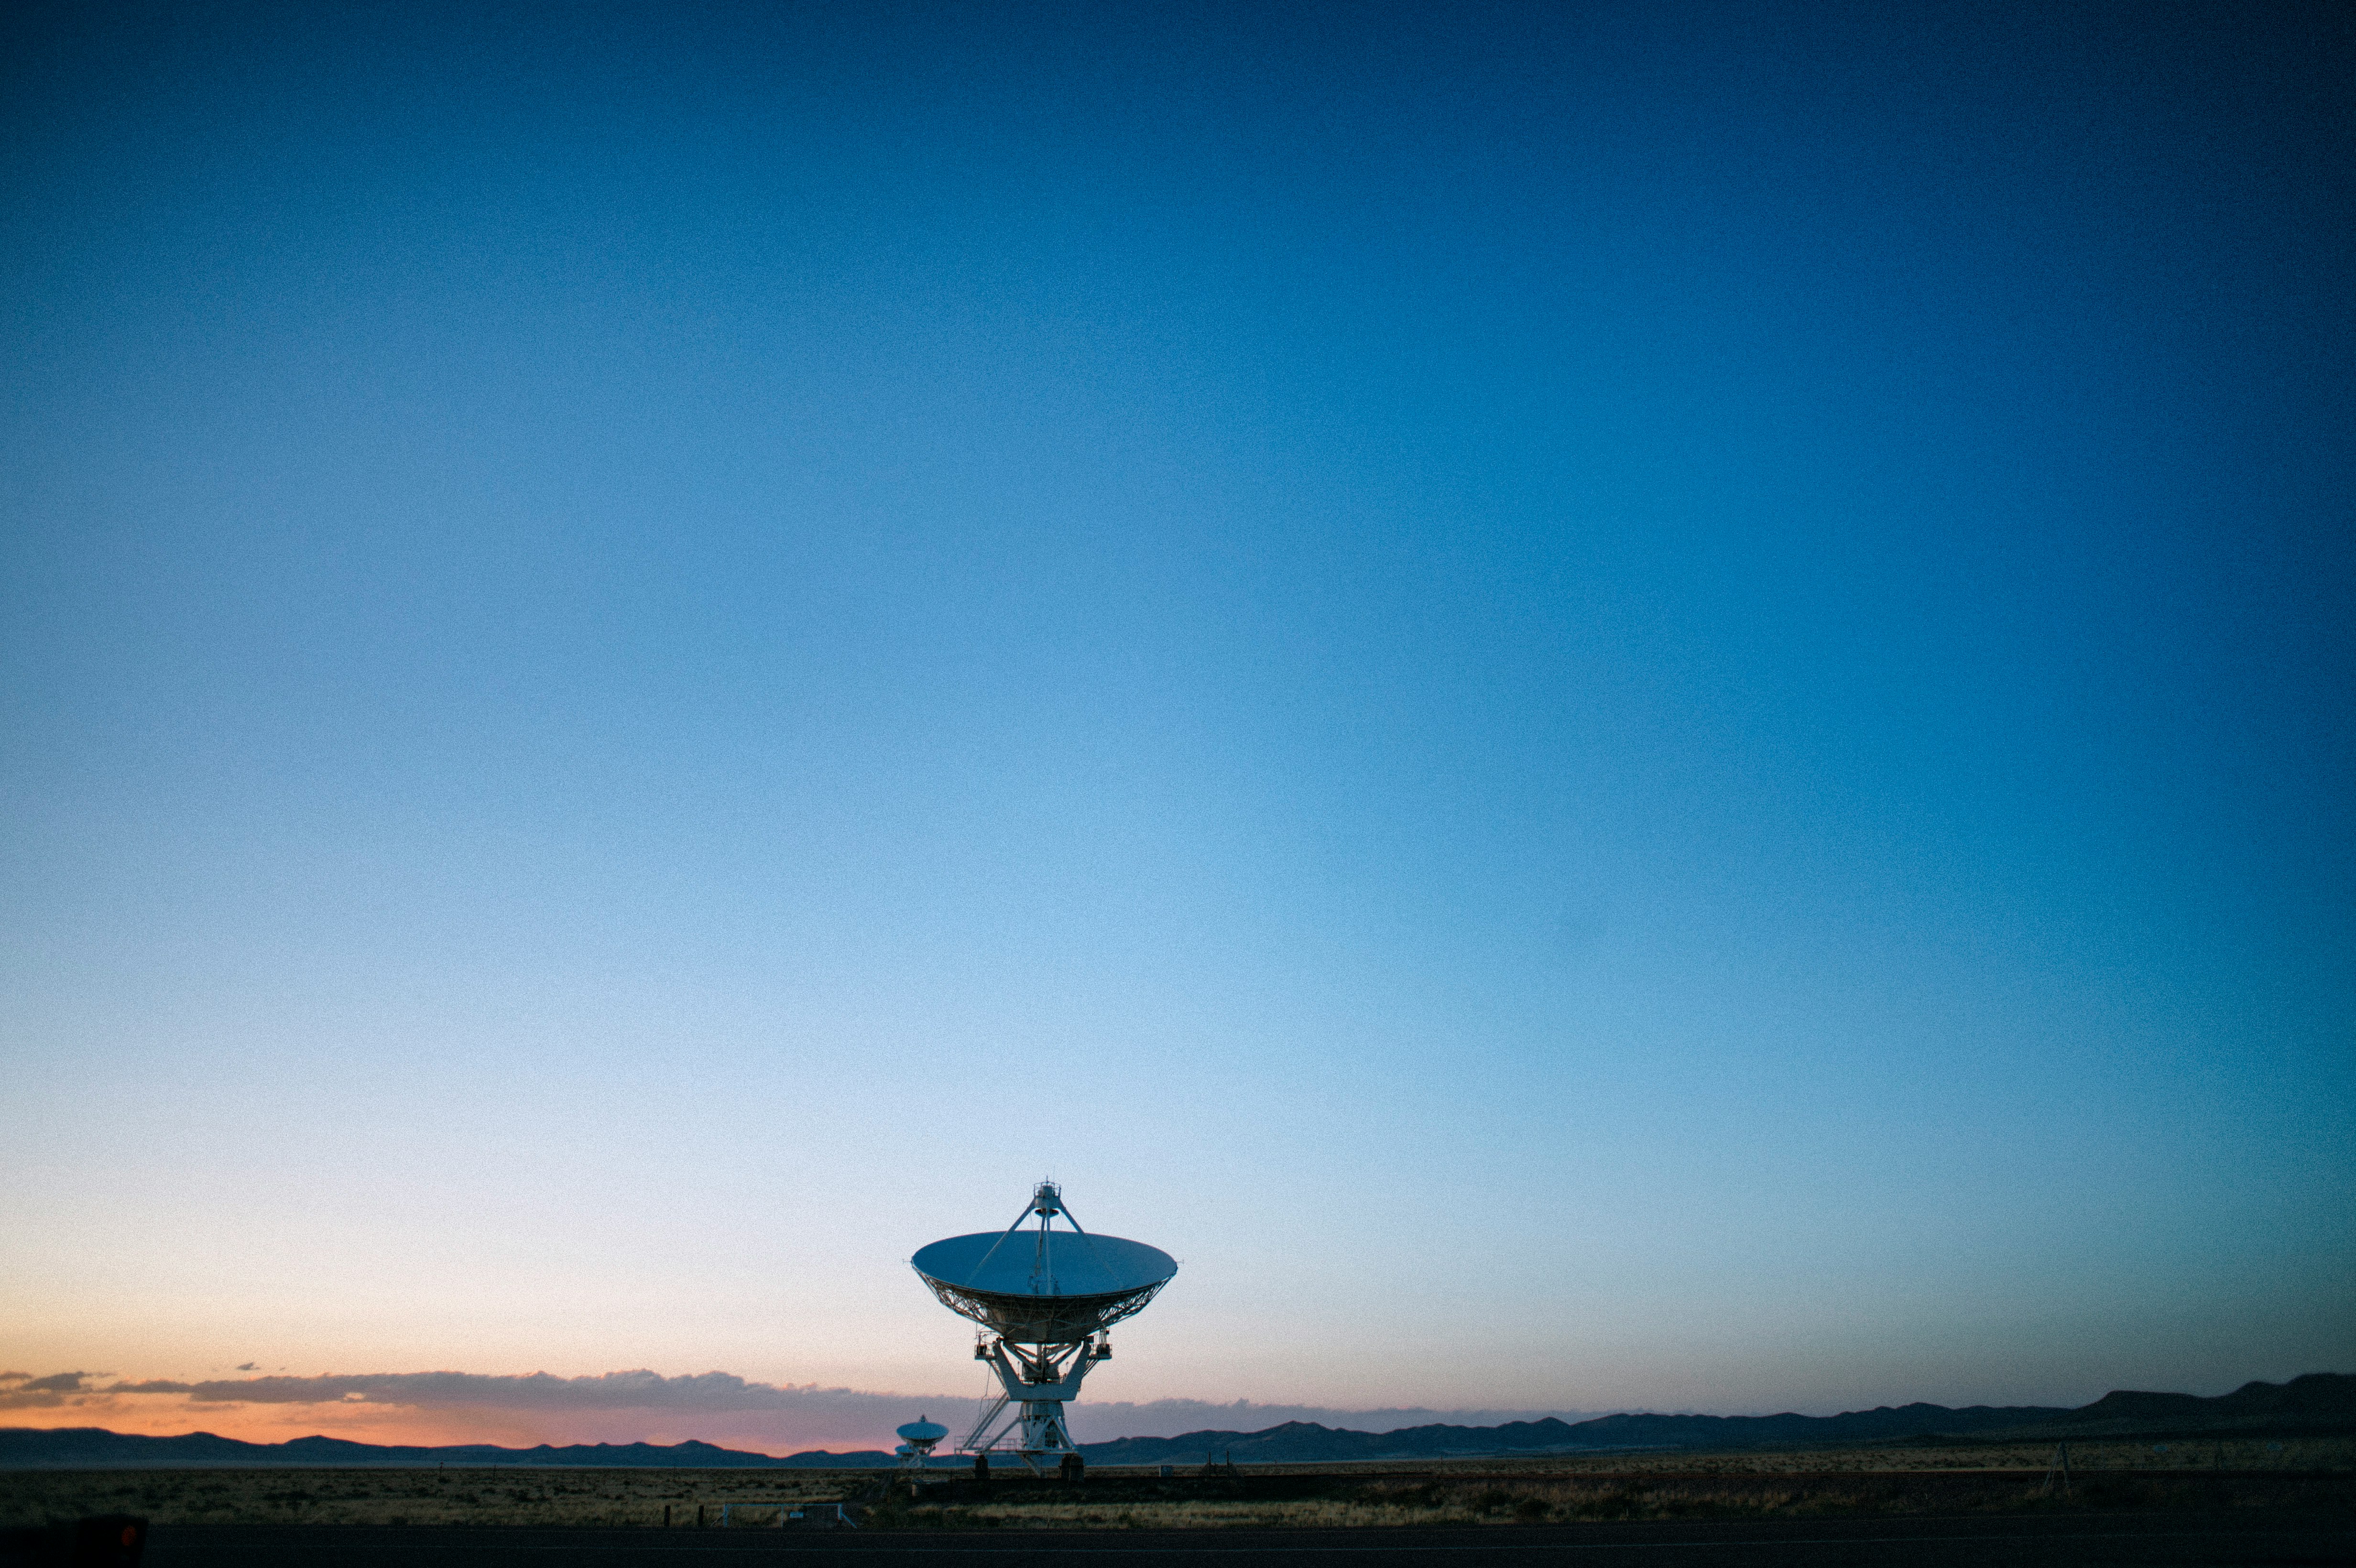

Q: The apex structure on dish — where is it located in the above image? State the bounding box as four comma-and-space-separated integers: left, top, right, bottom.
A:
911, 1181, 1178, 1470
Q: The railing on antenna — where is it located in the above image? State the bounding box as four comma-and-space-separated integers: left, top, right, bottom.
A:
961, 1390, 1012, 1453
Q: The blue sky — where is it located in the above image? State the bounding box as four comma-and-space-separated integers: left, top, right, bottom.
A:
2, 1, 2349, 1449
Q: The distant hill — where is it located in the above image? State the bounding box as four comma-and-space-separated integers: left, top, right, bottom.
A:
1083, 1375, 2354, 1465
2017, 1373, 2356, 1439
0, 1428, 891, 1470
4, 1374, 2346, 1470
1077, 1403, 2070, 1466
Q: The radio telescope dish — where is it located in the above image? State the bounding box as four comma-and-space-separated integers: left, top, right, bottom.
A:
894, 1415, 949, 1472
911, 1181, 1177, 1472
912, 1230, 1175, 1344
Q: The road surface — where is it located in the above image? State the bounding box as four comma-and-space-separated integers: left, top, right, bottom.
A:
140, 1512, 2354, 1567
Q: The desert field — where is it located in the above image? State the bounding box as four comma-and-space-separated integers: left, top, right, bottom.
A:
3, 1439, 2349, 1531
875, 1445, 2356, 1530
1165, 1436, 2356, 1478
0, 1466, 849, 1529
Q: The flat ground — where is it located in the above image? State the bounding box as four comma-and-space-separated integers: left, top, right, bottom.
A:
0, 1467, 843, 1529
1209, 1436, 2355, 1477
2, 1445, 2352, 1530
128, 1514, 2356, 1568
4, 1441, 2356, 1525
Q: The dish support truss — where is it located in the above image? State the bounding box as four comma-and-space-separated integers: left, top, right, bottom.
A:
918, 1182, 1170, 1472
960, 1335, 1109, 1464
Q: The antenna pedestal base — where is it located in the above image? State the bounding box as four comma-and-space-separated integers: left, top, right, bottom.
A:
961, 1339, 1102, 1472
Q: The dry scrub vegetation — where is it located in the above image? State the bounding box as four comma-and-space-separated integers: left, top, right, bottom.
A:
1189, 1437, 2355, 1479
3, 1439, 2349, 1531
0, 1467, 842, 1528
878, 1463, 2355, 1531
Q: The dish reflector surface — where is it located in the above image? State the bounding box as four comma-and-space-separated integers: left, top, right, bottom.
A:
913, 1230, 1175, 1343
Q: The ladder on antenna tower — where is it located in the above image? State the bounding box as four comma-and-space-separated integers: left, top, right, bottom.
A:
963, 1390, 1013, 1453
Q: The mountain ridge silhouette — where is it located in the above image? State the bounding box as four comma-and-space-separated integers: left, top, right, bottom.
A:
4, 1373, 2346, 1469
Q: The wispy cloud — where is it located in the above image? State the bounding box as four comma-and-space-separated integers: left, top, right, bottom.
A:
99, 1370, 898, 1414
0, 1369, 1605, 1452
0, 1368, 933, 1450
0, 1371, 105, 1407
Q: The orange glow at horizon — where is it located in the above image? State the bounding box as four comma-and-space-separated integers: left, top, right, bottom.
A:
0, 1395, 892, 1456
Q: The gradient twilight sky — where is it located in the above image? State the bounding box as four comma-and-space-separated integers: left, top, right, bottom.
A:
3, 1, 2351, 1453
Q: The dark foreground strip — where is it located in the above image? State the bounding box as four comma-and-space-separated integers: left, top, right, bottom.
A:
150, 1526, 2346, 1554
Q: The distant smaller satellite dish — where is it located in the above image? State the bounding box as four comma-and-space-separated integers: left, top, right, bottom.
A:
896, 1413, 949, 1470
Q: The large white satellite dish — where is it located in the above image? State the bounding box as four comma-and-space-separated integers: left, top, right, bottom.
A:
912, 1181, 1176, 1470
